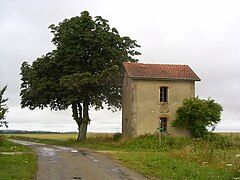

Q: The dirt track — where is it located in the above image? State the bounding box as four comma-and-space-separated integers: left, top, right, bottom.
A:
10, 139, 148, 180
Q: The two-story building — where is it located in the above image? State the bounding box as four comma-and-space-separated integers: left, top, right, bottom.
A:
122, 62, 201, 137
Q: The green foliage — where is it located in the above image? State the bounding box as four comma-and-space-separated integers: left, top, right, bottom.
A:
0, 86, 8, 128
113, 132, 122, 142
172, 97, 223, 138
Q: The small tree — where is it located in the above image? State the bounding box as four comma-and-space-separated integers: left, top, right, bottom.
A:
0, 86, 8, 128
172, 97, 223, 138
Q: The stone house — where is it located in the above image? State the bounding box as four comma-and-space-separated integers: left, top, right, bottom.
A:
122, 62, 201, 137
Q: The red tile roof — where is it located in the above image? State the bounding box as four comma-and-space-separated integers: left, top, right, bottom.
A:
123, 62, 201, 81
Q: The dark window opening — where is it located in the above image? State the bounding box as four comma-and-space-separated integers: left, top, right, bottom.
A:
160, 87, 168, 102
159, 117, 167, 132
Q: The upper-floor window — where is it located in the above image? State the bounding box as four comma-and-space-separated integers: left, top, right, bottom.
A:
160, 87, 168, 102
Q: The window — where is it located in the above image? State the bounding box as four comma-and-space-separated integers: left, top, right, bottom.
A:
160, 87, 168, 102
159, 117, 167, 132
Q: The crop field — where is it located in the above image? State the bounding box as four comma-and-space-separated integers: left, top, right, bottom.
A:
8, 132, 240, 179
8, 133, 77, 140
8, 132, 114, 141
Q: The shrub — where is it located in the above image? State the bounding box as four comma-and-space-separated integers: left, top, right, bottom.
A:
113, 133, 122, 142
172, 97, 223, 138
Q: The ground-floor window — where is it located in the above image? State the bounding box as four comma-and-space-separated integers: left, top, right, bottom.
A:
159, 117, 167, 132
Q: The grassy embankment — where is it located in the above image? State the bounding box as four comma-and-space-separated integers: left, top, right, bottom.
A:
0, 136, 37, 180
9, 133, 240, 180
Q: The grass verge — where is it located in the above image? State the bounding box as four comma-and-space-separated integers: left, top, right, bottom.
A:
0, 137, 37, 180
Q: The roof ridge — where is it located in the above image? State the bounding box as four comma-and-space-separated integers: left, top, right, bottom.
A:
123, 62, 189, 66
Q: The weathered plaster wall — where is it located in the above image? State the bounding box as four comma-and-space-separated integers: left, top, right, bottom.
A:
122, 76, 196, 137
134, 79, 195, 137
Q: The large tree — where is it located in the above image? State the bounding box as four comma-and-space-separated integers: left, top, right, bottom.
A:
20, 11, 140, 140
0, 86, 8, 128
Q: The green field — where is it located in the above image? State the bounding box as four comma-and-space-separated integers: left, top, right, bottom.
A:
9, 132, 240, 180
0, 137, 37, 180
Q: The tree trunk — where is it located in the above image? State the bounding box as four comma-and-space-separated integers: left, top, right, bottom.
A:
79, 122, 87, 140
71, 102, 83, 141
71, 100, 90, 141
78, 100, 90, 141
76, 122, 82, 141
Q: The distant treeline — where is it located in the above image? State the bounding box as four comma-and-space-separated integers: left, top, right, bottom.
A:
0, 130, 77, 134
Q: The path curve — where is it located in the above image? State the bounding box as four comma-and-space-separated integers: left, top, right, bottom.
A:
10, 139, 148, 180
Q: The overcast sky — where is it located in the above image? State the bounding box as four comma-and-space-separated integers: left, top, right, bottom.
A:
0, 0, 240, 132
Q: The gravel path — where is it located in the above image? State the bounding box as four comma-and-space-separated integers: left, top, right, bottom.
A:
10, 139, 148, 180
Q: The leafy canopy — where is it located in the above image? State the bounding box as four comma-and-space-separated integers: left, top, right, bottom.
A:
172, 97, 223, 138
20, 11, 140, 115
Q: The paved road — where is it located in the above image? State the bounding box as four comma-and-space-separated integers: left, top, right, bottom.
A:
10, 139, 148, 180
